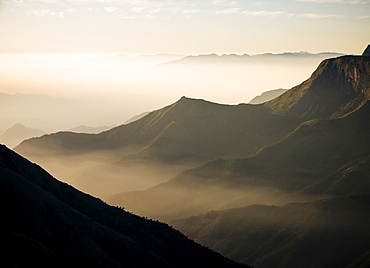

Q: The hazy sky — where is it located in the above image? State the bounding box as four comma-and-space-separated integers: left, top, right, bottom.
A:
1, 0, 369, 55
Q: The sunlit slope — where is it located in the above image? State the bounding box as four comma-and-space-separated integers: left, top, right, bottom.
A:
170, 195, 370, 268
17, 56, 370, 161
15, 55, 370, 199
16, 97, 297, 162
107, 101, 370, 220
264, 56, 370, 120
107, 56, 370, 220
0, 145, 247, 268
15, 96, 299, 197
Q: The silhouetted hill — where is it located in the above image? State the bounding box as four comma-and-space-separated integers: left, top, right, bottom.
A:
125, 111, 150, 124
0, 144, 247, 268
248, 89, 287, 104
170, 196, 370, 268
0, 123, 46, 148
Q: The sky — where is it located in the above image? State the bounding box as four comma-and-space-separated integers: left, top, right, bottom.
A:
0, 0, 369, 55
0, 0, 369, 132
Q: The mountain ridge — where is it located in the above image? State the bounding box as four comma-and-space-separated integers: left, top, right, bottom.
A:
15, 55, 370, 199
106, 55, 370, 220
264, 56, 370, 120
163, 52, 345, 65
0, 123, 46, 148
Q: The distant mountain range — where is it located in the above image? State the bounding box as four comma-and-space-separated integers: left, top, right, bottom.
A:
0, 93, 81, 133
248, 88, 287, 104
0, 123, 45, 149
163, 52, 345, 65
0, 144, 246, 268
0, 92, 130, 135
125, 111, 150, 124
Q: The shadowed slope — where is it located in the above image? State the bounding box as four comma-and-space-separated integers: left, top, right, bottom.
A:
170, 196, 370, 268
0, 144, 247, 268
107, 78, 370, 220
301, 155, 370, 197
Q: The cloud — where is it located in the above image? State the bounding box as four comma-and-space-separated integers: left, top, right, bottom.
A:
28, 9, 65, 18
299, 13, 347, 18
214, 7, 241, 14
212, 7, 348, 19
296, 0, 370, 4
6, 0, 366, 19
241, 10, 289, 17
357, 15, 370, 19
104, 6, 118, 13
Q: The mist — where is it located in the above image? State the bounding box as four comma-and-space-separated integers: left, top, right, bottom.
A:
3, 51, 342, 213
0, 52, 337, 135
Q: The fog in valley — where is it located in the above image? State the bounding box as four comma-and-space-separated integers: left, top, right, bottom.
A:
1, 52, 338, 134
3, 49, 370, 268
2, 51, 343, 206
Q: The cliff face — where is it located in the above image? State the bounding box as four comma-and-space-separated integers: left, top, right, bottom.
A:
318, 56, 370, 97
264, 56, 370, 119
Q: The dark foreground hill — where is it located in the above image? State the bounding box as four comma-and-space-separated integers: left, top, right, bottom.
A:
0, 144, 247, 268
170, 196, 370, 268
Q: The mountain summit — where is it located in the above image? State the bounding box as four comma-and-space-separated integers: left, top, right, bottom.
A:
264, 55, 370, 119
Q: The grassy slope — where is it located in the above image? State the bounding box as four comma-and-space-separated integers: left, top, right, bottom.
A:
264, 56, 370, 120
107, 100, 370, 220
170, 195, 370, 268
